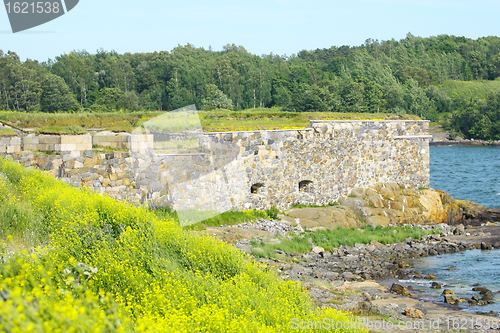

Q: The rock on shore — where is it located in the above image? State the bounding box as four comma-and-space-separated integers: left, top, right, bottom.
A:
281, 183, 490, 229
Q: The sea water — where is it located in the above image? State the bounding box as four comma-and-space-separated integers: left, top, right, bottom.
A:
398, 249, 500, 315
430, 146, 500, 209
392, 146, 500, 316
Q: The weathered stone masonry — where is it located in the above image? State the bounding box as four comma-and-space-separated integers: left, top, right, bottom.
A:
1, 120, 430, 212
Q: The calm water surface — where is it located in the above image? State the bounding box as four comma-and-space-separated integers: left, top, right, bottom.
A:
398, 249, 500, 315
389, 147, 500, 316
430, 146, 500, 209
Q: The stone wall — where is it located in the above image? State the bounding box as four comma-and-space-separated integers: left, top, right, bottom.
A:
0, 120, 431, 217
1, 133, 153, 153
23, 134, 92, 152
93, 132, 153, 153
166, 120, 431, 212
0, 137, 21, 154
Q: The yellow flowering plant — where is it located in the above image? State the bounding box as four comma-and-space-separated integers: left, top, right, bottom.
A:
0, 158, 367, 332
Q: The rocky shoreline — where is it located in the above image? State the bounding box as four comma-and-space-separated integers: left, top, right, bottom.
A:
430, 139, 500, 147
200, 183, 500, 332
259, 224, 500, 283
430, 130, 500, 147
218, 219, 500, 332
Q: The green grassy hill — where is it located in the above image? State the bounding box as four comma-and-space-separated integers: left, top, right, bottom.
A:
0, 158, 365, 332
437, 79, 500, 102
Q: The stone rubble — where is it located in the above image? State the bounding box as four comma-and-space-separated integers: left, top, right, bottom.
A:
226, 219, 304, 235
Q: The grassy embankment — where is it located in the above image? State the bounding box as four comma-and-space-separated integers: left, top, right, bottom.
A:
0, 158, 369, 332
438, 79, 500, 101
0, 127, 17, 137
0, 108, 420, 135
250, 225, 440, 259
150, 206, 439, 261
149, 206, 278, 230
431, 79, 500, 126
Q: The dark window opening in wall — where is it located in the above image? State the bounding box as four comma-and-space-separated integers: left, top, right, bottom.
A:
251, 183, 265, 194
297, 134, 303, 140
299, 180, 313, 192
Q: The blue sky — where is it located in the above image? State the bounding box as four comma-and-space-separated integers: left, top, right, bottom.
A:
1, 0, 499, 61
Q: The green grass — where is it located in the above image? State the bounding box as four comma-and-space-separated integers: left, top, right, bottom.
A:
0, 127, 17, 137
437, 79, 500, 102
0, 197, 46, 249
289, 202, 339, 209
0, 175, 48, 249
0, 158, 367, 332
187, 210, 272, 230
154, 138, 203, 154
149, 206, 277, 230
0, 111, 155, 133
34, 125, 88, 135
199, 109, 420, 132
251, 225, 441, 259
92, 144, 128, 153
0, 109, 420, 134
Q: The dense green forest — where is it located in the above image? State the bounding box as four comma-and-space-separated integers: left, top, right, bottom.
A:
1, 33, 500, 140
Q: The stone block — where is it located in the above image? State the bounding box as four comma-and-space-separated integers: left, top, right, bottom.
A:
129, 134, 150, 143
84, 158, 94, 168
92, 154, 102, 165
61, 135, 87, 145
76, 143, 92, 151
10, 137, 21, 145
82, 150, 93, 158
39, 135, 61, 145
23, 136, 39, 145
51, 159, 63, 169
60, 144, 77, 152
23, 144, 37, 151
70, 150, 81, 158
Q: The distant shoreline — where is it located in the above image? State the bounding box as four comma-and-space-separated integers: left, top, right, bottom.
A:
430, 140, 500, 147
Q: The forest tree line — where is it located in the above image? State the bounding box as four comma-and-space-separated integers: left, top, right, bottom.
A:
1, 33, 500, 140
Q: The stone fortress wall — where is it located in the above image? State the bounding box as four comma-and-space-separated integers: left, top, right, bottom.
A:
0, 120, 431, 214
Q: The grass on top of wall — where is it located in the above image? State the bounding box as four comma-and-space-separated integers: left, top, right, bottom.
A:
34, 125, 88, 135
199, 109, 420, 132
0, 109, 420, 134
0, 127, 17, 137
0, 111, 157, 133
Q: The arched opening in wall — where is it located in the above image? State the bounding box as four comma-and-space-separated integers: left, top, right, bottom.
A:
299, 180, 313, 193
251, 183, 265, 194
